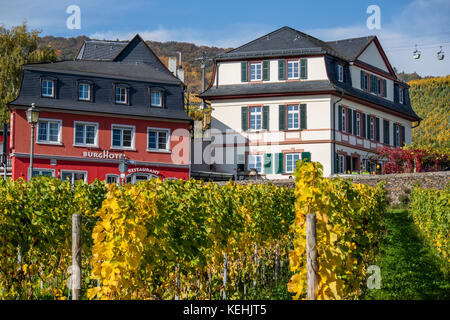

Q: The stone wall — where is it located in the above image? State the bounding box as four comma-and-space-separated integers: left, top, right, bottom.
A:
215, 171, 450, 204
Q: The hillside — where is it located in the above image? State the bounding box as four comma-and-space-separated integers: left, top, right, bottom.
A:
409, 75, 450, 152
38, 35, 227, 94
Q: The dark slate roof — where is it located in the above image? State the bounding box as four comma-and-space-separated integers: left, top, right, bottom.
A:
23, 60, 182, 85
76, 40, 128, 61
199, 81, 334, 97
11, 95, 191, 121
216, 26, 345, 61
326, 36, 375, 61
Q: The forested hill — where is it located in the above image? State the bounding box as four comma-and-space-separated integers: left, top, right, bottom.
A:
409, 75, 450, 152
38, 35, 227, 94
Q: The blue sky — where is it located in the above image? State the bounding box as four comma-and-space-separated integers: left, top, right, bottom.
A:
1, 0, 449, 76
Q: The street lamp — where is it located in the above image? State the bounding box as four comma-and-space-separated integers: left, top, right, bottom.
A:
26, 103, 40, 180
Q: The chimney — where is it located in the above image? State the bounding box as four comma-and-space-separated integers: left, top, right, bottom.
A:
168, 52, 184, 83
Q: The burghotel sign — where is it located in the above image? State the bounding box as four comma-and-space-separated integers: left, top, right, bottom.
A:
82, 150, 123, 159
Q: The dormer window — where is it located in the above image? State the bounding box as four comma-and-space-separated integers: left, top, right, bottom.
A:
78, 82, 92, 101
150, 90, 163, 107
249, 62, 262, 81
399, 87, 404, 104
41, 79, 55, 98
115, 85, 129, 104
337, 64, 344, 82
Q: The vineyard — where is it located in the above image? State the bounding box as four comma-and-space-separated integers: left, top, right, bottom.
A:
1, 162, 448, 300
409, 75, 450, 153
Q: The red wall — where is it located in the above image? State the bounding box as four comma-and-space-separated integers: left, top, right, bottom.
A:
10, 109, 191, 181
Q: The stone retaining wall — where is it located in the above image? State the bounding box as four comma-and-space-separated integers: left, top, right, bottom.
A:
215, 171, 450, 204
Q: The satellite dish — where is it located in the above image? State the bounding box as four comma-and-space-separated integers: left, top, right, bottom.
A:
437, 46, 445, 60
413, 44, 421, 59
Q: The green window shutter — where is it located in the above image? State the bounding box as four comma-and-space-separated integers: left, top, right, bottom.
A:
278, 60, 285, 80
275, 153, 284, 174
301, 152, 311, 163
264, 153, 273, 174
241, 106, 248, 131
347, 109, 352, 133
401, 125, 405, 146
334, 153, 339, 173
353, 110, 357, 135
393, 124, 397, 146
279, 105, 285, 130
383, 79, 387, 97
376, 118, 380, 142
362, 113, 367, 138
360, 70, 365, 89
346, 155, 351, 172
263, 105, 269, 130
338, 105, 342, 131
300, 104, 307, 129
241, 62, 248, 82
300, 58, 307, 79
263, 60, 270, 81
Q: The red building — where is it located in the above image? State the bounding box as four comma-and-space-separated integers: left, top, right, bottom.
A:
8, 35, 191, 183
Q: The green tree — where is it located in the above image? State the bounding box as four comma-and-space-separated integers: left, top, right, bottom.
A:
0, 23, 57, 122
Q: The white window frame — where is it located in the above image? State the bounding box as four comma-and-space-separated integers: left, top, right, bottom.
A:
115, 86, 128, 104
78, 83, 91, 101
338, 154, 345, 174
337, 64, 344, 82
31, 168, 55, 178
73, 121, 99, 147
341, 108, 346, 132
369, 117, 375, 140
41, 79, 55, 98
287, 60, 300, 80
356, 112, 361, 137
61, 170, 87, 184
147, 127, 170, 152
249, 62, 262, 81
36, 118, 62, 145
249, 106, 262, 131
287, 104, 300, 130
106, 174, 120, 185
111, 124, 135, 150
248, 154, 263, 174
150, 90, 163, 107
395, 124, 401, 147
285, 153, 301, 173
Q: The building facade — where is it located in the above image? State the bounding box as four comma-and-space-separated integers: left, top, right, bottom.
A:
8, 35, 191, 183
199, 27, 420, 178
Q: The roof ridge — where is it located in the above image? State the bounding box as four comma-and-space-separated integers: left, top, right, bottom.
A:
326, 35, 376, 43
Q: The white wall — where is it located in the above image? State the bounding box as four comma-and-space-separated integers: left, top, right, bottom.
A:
358, 42, 389, 73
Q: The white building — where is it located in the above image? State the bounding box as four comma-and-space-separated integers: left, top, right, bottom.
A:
198, 27, 420, 178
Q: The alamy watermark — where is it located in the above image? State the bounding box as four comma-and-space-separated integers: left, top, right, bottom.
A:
366, 5, 381, 30
366, 265, 381, 289
66, 5, 81, 30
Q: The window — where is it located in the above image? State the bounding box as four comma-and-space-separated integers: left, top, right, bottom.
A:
37, 119, 61, 143
287, 105, 299, 130
383, 120, 390, 145
61, 171, 87, 184
399, 87, 404, 104
285, 153, 300, 173
369, 117, 375, 140
337, 64, 344, 82
150, 90, 162, 107
115, 86, 128, 104
341, 107, 346, 132
377, 78, 382, 95
248, 155, 262, 173
395, 124, 401, 147
249, 106, 262, 131
361, 72, 369, 91
78, 83, 91, 101
148, 128, 170, 151
74, 122, 98, 146
32, 169, 54, 177
41, 80, 54, 97
112, 125, 134, 149
337, 154, 345, 174
106, 174, 119, 185
356, 113, 361, 136
249, 62, 262, 81
287, 60, 299, 79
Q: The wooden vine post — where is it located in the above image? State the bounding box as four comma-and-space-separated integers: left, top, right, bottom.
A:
306, 213, 318, 300
72, 214, 82, 300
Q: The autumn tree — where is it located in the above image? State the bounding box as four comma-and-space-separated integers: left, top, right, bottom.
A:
0, 23, 57, 122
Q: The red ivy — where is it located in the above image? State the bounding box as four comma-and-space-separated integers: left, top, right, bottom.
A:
376, 146, 449, 174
